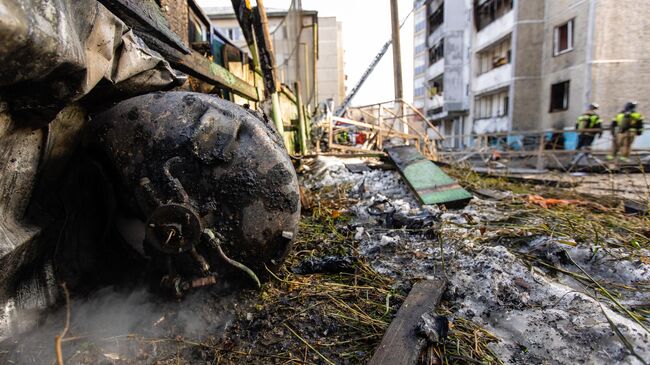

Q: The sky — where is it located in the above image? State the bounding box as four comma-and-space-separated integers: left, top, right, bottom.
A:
196, 0, 415, 106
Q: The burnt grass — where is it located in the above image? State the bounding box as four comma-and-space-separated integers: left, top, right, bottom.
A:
70, 197, 405, 365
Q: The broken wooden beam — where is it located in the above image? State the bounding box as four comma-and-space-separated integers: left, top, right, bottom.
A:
98, 0, 260, 101
386, 146, 473, 208
369, 280, 447, 365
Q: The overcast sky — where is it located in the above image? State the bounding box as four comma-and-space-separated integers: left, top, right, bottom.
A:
196, 0, 415, 106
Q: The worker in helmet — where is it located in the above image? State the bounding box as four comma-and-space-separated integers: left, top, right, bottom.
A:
575, 103, 602, 151
608, 102, 644, 161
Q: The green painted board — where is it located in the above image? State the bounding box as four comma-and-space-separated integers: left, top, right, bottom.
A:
386, 146, 473, 208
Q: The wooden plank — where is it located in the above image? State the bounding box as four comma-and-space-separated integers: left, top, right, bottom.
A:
98, 0, 260, 101
369, 280, 446, 365
386, 146, 473, 208
177, 53, 260, 101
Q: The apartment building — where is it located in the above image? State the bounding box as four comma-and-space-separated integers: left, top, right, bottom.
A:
413, 0, 427, 111
206, 7, 346, 109
415, 0, 650, 144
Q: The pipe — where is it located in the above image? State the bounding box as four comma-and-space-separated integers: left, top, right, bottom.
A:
203, 229, 261, 289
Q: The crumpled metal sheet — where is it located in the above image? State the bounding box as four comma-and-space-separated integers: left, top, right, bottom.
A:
0, 0, 182, 126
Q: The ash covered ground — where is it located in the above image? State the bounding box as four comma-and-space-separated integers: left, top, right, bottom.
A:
2, 156, 649, 364
302, 157, 650, 365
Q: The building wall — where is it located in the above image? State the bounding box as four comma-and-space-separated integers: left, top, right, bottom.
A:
537, 0, 589, 131
160, 0, 190, 45
443, 0, 471, 113
318, 17, 345, 106
591, 0, 650, 123
413, 1, 428, 110
209, 12, 339, 109
510, 0, 545, 131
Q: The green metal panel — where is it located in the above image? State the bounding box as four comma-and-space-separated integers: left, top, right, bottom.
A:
386, 146, 473, 208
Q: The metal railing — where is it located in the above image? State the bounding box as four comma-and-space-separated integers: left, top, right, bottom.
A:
318, 99, 444, 159
436, 127, 650, 170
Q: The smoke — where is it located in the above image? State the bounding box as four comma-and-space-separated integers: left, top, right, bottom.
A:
1, 285, 236, 364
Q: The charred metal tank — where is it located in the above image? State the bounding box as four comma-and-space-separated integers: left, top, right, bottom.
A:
87, 92, 300, 295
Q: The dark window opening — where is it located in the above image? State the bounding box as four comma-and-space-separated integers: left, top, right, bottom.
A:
550, 81, 570, 112
427, 107, 444, 117
429, 39, 444, 64
430, 77, 444, 97
188, 8, 209, 43
475, 0, 514, 31
428, 3, 444, 35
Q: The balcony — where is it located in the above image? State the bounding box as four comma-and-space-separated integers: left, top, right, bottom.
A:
427, 59, 444, 80
474, 64, 512, 95
427, 94, 444, 110
428, 25, 444, 47
475, 10, 514, 51
473, 116, 509, 134
425, 94, 445, 120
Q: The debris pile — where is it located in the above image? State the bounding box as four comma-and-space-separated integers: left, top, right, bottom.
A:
2, 156, 649, 364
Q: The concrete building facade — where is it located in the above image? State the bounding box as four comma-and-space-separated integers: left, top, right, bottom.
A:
414, 0, 650, 145
206, 7, 345, 109
413, 0, 428, 110
317, 17, 346, 107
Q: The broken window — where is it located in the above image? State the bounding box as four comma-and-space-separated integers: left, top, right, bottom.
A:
429, 39, 444, 64
553, 19, 574, 56
475, 0, 514, 31
477, 35, 511, 74
550, 81, 570, 112
428, 3, 444, 35
430, 77, 444, 97
475, 90, 509, 119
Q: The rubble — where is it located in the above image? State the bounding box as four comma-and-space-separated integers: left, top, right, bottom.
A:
1, 154, 649, 364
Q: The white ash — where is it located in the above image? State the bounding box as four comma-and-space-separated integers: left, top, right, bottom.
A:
303, 157, 650, 365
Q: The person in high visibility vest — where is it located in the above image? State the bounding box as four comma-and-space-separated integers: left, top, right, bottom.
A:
575, 103, 602, 151
607, 102, 645, 161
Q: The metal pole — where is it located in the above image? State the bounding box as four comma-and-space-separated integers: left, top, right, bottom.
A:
295, 81, 309, 155
390, 0, 404, 101
254, 0, 284, 136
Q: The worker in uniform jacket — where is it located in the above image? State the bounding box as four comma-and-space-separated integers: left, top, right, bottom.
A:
575, 103, 602, 151
608, 102, 645, 162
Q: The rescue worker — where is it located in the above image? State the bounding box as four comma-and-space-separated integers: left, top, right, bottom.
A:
608, 102, 645, 161
575, 103, 602, 151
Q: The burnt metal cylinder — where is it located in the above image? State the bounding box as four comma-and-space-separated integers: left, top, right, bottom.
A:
88, 92, 300, 278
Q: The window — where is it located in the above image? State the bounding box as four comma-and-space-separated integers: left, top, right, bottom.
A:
415, 21, 426, 33
477, 36, 511, 74
550, 81, 570, 112
415, 87, 426, 97
215, 27, 244, 42
475, 90, 509, 119
415, 43, 427, 54
475, 0, 514, 31
429, 77, 444, 97
553, 19, 574, 56
428, 3, 444, 35
429, 39, 444, 64
189, 11, 208, 42
414, 65, 426, 76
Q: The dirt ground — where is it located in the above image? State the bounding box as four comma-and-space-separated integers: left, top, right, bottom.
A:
1, 156, 649, 365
